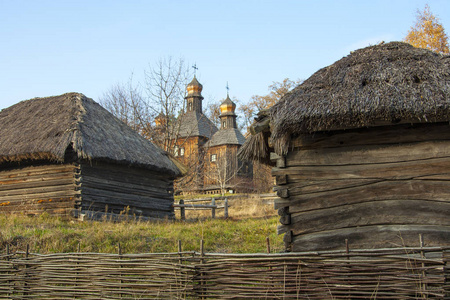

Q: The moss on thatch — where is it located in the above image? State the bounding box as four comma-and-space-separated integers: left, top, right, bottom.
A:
0, 93, 182, 177
241, 42, 450, 159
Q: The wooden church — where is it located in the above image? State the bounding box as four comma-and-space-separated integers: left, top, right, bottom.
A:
170, 76, 252, 194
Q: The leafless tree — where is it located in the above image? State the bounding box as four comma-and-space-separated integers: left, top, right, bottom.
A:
100, 57, 192, 151
144, 57, 192, 151
100, 74, 147, 132
204, 102, 221, 128
204, 150, 251, 196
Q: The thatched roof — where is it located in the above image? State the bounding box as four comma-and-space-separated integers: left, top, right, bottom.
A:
0, 93, 182, 177
240, 42, 450, 159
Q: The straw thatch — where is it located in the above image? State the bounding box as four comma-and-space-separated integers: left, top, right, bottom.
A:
0, 93, 181, 177
241, 42, 450, 158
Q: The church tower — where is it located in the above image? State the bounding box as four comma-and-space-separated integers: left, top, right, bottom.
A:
185, 76, 204, 114
219, 94, 237, 129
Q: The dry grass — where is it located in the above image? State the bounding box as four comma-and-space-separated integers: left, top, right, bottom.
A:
0, 195, 283, 254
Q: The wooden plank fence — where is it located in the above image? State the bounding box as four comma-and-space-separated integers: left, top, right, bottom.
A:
173, 198, 229, 220
0, 246, 449, 299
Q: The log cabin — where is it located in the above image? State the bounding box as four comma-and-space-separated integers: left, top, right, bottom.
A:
0, 93, 182, 219
239, 42, 450, 251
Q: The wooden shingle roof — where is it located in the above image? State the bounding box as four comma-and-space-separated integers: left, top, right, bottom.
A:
206, 128, 246, 147
177, 111, 218, 139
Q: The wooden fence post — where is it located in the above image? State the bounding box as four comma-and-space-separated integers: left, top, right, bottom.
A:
118, 243, 123, 298
5, 244, 10, 298
224, 198, 229, 219
24, 244, 30, 297
179, 199, 185, 220
211, 198, 215, 218
419, 234, 427, 298
178, 240, 182, 265
200, 239, 205, 299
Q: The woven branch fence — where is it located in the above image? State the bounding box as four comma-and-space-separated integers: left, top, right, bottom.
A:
0, 247, 449, 299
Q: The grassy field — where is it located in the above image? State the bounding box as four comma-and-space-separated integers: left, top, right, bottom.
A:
0, 195, 284, 254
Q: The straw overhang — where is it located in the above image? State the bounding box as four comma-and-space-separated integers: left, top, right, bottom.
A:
240, 42, 450, 159
0, 93, 182, 177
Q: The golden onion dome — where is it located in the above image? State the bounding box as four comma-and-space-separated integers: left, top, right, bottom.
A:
186, 76, 203, 97
220, 95, 236, 115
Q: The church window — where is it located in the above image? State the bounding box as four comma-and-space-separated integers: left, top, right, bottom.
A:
174, 145, 179, 157
223, 121, 226, 128
189, 102, 193, 111
180, 147, 185, 156
211, 154, 217, 162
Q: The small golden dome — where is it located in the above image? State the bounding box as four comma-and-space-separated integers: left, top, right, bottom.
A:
186, 76, 203, 97
220, 95, 236, 115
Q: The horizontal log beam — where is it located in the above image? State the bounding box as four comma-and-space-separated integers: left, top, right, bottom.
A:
291, 122, 450, 149
274, 180, 450, 212
0, 190, 80, 204
277, 199, 450, 235
273, 157, 450, 181
290, 224, 450, 252
173, 204, 217, 209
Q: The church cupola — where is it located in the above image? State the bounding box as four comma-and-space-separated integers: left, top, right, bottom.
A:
154, 111, 166, 127
219, 94, 237, 129
185, 76, 204, 113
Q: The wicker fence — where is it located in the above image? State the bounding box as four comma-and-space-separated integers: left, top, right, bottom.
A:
0, 247, 449, 299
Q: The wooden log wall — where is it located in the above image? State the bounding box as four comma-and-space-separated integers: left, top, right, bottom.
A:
0, 163, 80, 216
80, 162, 175, 219
273, 123, 450, 252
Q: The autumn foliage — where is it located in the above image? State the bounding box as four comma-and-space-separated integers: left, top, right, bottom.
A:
404, 5, 449, 54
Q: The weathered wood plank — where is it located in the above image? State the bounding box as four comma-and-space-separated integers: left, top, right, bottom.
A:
274, 179, 450, 212
0, 172, 75, 187
287, 140, 450, 167
81, 175, 171, 198
291, 122, 450, 150
0, 197, 77, 214
0, 178, 77, 192
277, 199, 450, 235
81, 187, 172, 211
0, 190, 80, 204
0, 164, 77, 179
81, 163, 172, 186
7, 208, 76, 216
277, 178, 381, 196
290, 225, 450, 252
273, 157, 450, 180
0, 183, 77, 197
79, 162, 175, 219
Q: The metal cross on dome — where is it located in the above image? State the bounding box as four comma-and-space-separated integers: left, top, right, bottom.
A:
192, 63, 198, 76
226, 82, 230, 96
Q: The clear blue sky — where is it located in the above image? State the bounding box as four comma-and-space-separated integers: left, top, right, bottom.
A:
1, 0, 449, 111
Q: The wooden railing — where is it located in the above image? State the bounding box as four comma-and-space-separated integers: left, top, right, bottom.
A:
173, 197, 229, 220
